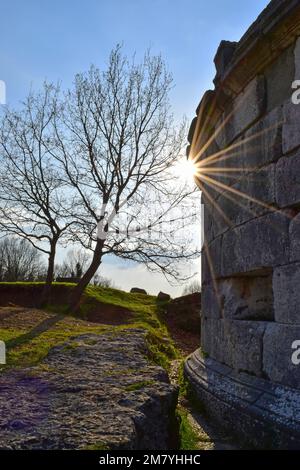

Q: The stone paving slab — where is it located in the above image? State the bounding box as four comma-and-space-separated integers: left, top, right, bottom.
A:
0, 329, 178, 450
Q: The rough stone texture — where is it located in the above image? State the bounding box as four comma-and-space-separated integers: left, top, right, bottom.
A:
219, 276, 274, 321
295, 37, 300, 80
214, 40, 238, 85
0, 330, 178, 450
273, 263, 300, 324
185, 351, 300, 449
130, 287, 147, 295
202, 236, 223, 282
215, 76, 265, 150
202, 277, 274, 322
202, 318, 266, 377
290, 213, 300, 261
222, 211, 290, 276
276, 152, 300, 207
201, 283, 222, 319
157, 291, 171, 302
263, 323, 300, 388
242, 106, 282, 170
265, 44, 295, 112
211, 164, 276, 239
282, 100, 300, 154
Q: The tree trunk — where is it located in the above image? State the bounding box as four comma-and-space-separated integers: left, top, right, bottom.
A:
40, 238, 57, 307
67, 239, 104, 313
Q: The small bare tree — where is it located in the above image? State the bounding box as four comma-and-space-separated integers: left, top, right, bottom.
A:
56, 248, 90, 278
0, 237, 45, 282
182, 279, 201, 295
53, 47, 199, 310
0, 84, 74, 303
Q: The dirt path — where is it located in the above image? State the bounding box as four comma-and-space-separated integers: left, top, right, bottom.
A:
170, 360, 239, 450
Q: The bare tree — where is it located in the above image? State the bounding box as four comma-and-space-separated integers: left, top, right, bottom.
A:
92, 274, 114, 288
0, 237, 45, 282
182, 279, 201, 295
0, 84, 74, 303
53, 47, 199, 310
56, 248, 90, 278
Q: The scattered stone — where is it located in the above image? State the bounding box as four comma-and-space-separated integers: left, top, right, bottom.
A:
157, 292, 171, 302
130, 287, 147, 295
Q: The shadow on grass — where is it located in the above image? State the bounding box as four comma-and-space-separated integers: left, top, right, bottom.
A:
5, 314, 63, 350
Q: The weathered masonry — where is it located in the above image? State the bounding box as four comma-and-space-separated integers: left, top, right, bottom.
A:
185, 0, 300, 449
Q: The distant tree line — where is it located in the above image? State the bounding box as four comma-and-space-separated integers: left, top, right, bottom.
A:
182, 279, 201, 295
0, 237, 114, 288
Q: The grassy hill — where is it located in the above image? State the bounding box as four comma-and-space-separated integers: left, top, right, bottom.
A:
0, 282, 178, 370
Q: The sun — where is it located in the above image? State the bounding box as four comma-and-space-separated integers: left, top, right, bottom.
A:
175, 157, 198, 181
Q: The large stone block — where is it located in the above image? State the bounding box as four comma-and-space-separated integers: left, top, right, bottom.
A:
282, 100, 300, 154
201, 315, 224, 363
294, 37, 300, 83
224, 319, 266, 377
215, 76, 265, 149
202, 194, 214, 244
198, 173, 221, 204
212, 187, 249, 239
222, 211, 290, 276
273, 263, 300, 324
203, 135, 245, 189
201, 236, 222, 283
290, 212, 300, 261
242, 106, 282, 170
212, 164, 276, 238
276, 152, 300, 207
265, 44, 295, 112
263, 323, 300, 389
202, 317, 266, 376
220, 276, 274, 321
201, 282, 222, 319
245, 164, 276, 216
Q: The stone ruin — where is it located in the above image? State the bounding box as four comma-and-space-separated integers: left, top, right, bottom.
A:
185, 0, 300, 448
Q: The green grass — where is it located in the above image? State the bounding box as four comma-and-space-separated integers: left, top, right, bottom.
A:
83, 441, 110, 450
0, 282, 178, 371
125, 380, 156, 391
177, 407, 200, 450
0, 327, 28, 343
5, 320, 108, 368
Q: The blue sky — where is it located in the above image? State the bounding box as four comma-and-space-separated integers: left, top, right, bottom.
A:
0, 0, 270, 295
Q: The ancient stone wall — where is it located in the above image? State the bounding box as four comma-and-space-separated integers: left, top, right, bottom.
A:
185, 0, 300, 448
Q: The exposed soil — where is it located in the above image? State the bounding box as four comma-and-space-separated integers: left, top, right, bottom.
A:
85, 303, 134, 325
0, 307, 53, 330
163, 320, 200, 355
162, 293, 201, 355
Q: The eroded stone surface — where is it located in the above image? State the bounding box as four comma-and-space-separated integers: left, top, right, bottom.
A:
185, 351, 300, 449
222, 211, 290, 276
215, 76, 265, 149
0, 330, 178, 450
273, 263, 300, 324
276, 152, 300, 207
263, 323, 300, 388
201, 318, 266, 377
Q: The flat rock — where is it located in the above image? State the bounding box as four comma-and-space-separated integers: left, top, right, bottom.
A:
0, 329, 178, 450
